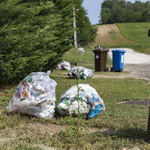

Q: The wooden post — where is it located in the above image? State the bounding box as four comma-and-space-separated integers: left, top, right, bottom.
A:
147, 106, 150, 143
147, 30, 150, 142
148, 29, 150, 36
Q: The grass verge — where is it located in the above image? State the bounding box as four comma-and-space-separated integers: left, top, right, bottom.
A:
1, 74, 150, 149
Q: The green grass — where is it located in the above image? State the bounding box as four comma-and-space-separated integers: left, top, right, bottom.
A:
63, 48, 95, 69
1, 74, 150, 149
116, 22, 150, 44
91, 23, 150, 55
116, 22, 150, 54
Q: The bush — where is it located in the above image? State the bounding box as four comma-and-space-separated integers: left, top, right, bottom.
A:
0, 0, 73, 84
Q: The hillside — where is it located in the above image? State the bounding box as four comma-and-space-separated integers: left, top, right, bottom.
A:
94, 23, 150, 54
116, 22, 150, 44
95, 24, 137, 47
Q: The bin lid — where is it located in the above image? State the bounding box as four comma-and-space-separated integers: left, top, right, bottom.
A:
102, 48, 109, 51
93, 48, 109, 53
111, 49, 126, 53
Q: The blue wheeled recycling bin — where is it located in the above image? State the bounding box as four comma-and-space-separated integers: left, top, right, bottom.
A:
111, 50, 126, 72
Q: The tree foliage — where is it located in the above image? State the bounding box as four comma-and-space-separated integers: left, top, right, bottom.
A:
100, 0, 150, 24
0, 0, 74, 84
0, 0, 97, 84
74, 0, 97, 46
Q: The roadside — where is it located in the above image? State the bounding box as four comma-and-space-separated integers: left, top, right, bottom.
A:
111, 48, 150, 82
94, 48, 150, 82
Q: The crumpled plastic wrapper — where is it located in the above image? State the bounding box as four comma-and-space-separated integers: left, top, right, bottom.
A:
57, 84, 105, 119
78, 48, 85, 53
6, 71, 57, 119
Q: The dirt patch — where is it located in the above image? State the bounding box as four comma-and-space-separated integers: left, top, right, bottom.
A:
0, 111, 115, 136
27, 122, 106, 134
31, 144, 56, 150
95, 24, 137, 46
28, 122, 67, 134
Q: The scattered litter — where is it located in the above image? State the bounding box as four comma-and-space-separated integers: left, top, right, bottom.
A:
57, 84, 105, 119
56, 61, 71, 71
67, 66, 94, 79
78, 47, 85, 53
6, 71, 57, 119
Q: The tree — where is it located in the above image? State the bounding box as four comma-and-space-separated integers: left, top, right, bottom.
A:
52, 0, 97, 47
0, 0, 74, 84
142, 9, 149, 22
73, 0, 97, 47
100, 7, 112, 24
100, 0, 150, 24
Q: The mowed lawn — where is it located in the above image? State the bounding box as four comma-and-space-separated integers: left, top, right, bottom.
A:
116, 22, 150, 45
117, 22, 150, 54
1, 71, 150, 149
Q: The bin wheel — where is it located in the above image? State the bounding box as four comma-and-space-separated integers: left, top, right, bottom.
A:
119, 68, 122, 72
104, 67, 108, 72
111, 68, 113, 72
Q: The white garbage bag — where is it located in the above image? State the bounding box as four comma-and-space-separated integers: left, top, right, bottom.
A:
56, 61, 71, 71
67, 66, 94, 79
56, 64, 61, 70
57, 84, 105, 119
78, 47, 85, 53
6, 71, 57, 119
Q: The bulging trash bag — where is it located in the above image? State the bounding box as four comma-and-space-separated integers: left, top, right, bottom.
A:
67, 66, 94, 79
57, 84, 105, 119
56, 61, 71, 71
6, 71, 57, 119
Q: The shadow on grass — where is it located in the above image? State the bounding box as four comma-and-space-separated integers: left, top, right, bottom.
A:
101, 127, 147, 143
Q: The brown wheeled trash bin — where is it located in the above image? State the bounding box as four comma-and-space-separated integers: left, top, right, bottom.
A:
93, 46, 109, 71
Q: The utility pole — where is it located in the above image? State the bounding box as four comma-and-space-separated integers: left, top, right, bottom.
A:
73, 5, 77, 48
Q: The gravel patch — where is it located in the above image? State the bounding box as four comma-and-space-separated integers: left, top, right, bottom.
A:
109, 48, 150, 65
108, 48, 150, 81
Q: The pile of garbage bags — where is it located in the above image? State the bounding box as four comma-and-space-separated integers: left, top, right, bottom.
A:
56, 61, 71, 71
6, 72, 105, 119
67, 66, 94, 79
6, 71, 57, 119
57, 84, 105, 119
